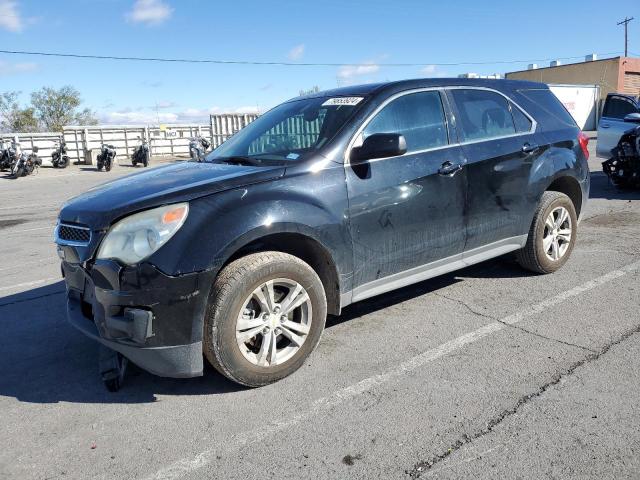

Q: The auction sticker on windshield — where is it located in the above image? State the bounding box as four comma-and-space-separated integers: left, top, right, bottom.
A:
322, 97, 364, 106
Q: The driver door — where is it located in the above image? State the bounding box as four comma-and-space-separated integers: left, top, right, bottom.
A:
345, 89, 467, 301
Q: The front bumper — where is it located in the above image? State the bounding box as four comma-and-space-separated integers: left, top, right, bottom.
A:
62, 259, 212, 378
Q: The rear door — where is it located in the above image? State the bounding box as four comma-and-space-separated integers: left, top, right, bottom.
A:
597, 94, 639, 158
447, 87, 542, 252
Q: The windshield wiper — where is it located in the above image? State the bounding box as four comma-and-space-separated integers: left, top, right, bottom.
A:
216, 156, 263, 166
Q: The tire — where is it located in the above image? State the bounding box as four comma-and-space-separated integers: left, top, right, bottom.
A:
516, 191, 577, 274
12, 166, 23, 179
60, 156, 69, 168
143, 151, 149, 167
204, 251, 327, 387
105, 158, 112, 172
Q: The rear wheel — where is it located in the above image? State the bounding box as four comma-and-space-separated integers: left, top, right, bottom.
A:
105, 158, 112, 171
516, 191, 577, 274
204, 251, 327, 387
143, 151, 149, 167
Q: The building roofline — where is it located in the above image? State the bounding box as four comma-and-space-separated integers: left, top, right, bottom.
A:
506, 56, 622, 76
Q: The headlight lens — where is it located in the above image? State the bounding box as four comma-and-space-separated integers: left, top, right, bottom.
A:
96, 203, 189, 265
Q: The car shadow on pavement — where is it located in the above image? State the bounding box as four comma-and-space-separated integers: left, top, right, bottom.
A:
589, 171, 640, 200
0, 282, 243, 405
0, 256, 530, 405
329, 256, 530, 328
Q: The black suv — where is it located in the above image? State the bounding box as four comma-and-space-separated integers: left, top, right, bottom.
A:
56, 79, 590, 387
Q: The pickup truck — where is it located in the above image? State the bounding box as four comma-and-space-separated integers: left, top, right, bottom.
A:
597, 93, 640, 158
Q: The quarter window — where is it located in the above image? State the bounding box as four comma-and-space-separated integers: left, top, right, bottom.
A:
362, 91, 448, 154
450, 89, 516, 142
511, 103, 533, 133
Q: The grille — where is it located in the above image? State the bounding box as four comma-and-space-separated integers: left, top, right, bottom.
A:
58, 224, 91, 244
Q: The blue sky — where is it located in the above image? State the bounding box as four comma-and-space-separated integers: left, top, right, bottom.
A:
0, 0, 638, 124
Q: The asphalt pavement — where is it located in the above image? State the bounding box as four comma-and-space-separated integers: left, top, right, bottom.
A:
0, 144, 639, 480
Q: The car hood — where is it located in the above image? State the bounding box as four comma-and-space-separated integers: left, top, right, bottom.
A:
59, 161, 285, 229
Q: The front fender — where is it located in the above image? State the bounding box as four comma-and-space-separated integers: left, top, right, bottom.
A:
150, 163, 352, 286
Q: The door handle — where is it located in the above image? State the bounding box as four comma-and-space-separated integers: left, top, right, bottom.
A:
600, 123, 610, 128
438, 161, 463, 176
521, 142, 540, 154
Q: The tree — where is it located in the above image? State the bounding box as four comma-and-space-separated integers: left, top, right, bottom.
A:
0, 91, 39, 133
31, 86, 98, 132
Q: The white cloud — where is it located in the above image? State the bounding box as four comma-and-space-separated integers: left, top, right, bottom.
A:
0, 60, 38, 76
234, 106, 259, 114
127, 0, 173, 25
287, 44, 305, 61
155, 100, 176, 109
337, 62, 380, 81
101, 106, 225, 125
419, 64, 448, 78
0, 0, 22, 32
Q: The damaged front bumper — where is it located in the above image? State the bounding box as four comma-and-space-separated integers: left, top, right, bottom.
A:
61, 259, 212, 378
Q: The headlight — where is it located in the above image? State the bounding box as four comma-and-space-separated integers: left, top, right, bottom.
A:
96, 203, 189, 265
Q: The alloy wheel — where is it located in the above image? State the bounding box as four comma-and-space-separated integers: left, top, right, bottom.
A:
542, 206, 572, 261
235, 278, 312, 367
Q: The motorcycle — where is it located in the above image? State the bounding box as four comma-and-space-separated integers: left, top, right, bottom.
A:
11, 145, 41, 179
97, 144, 116, 171
0, 139, 11, 171
603, 125, 640, 189
189, 136, 211, 162
131, 137, 150, 167
51, 140, 70, 168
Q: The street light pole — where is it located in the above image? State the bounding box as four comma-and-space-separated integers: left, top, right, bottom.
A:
617, 17, 634, 57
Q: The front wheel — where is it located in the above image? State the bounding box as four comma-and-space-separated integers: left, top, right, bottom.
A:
105, 158, 112, 172
204, 251, 327, 387
143, 151, 149, 167
12, 166, 24, 178
516, 191, 577, 274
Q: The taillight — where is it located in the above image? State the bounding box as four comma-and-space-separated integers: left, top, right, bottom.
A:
578, 131, 590, 160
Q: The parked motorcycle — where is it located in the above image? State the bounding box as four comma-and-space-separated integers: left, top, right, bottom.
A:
189, 136, 211, 162
131, 137, 150, 167
11, 145, 41, 179
0, 139, 11, 171
97, 144, 116, 171
603, 125, 640, 188
51, 140, 70, 168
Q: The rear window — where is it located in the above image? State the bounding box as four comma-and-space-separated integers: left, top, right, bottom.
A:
602, 96, 638, 119
517, 89, 577, 128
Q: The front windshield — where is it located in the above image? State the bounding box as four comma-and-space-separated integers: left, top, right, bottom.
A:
206, 96, 365, 164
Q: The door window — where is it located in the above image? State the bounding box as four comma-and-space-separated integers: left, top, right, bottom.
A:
450, 89, 516, 142
602, 96, 638, 119
362, 91, 448, 153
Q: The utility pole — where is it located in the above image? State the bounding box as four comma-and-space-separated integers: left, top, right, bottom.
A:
618, 17, 634, 57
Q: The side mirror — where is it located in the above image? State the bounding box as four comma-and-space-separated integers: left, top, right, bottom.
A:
623, 112, 640, 123
352, 133, 407, 163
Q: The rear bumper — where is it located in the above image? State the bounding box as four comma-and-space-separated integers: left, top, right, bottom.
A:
62, 260, 213, 378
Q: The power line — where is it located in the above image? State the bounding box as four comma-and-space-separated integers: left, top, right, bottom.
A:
0, 48, 625, 68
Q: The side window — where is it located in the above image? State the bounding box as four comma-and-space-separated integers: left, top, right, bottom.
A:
450, 89, 516, 142
362, 91, 448, 153
510, 103, 533, 133
602, 97, 638, 119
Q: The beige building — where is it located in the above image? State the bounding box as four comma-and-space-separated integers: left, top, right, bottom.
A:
506, 56, 640, 102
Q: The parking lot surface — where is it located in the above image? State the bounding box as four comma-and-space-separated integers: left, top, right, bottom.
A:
0, 144, 639, 479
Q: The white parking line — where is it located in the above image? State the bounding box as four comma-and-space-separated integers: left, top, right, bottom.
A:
146, 259, 640, 480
